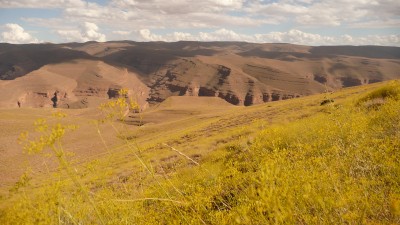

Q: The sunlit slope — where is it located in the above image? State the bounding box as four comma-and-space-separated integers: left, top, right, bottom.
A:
0, 81, 399, 224
1, 42, 399, 107
0, 95, 234, 189
0, 59, 150, 109
0, 81, 392, 191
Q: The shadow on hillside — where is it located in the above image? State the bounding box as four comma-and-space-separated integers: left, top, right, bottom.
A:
102, 44, 218, 76
238, 45, 400, 60
0, 43, 94, 80
310, 46, 400, 59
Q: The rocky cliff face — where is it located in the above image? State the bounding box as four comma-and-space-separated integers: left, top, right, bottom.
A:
0, 41, 399, 108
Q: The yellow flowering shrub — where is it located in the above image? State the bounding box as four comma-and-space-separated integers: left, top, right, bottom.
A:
1, 83, 399, 224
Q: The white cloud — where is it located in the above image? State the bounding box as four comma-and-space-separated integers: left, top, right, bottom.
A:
246, 2, 308, 15
138, 29, 164, 41
64, 3, 122, 20
258, 29, 336, 45
2, 0, 399, 45
112, 30, 132, 36
170, 32, 195, 41
131, 28, 400, 46
22, 17, 73, 30
349, 19, 400, 28
3, 0, 400, 29
246, 0, 400, 27
57, 22, 106, 42
56, 30, 84, 42
111, 0, 244, 14
199, 29, 254, 42
0, 0, 85, 8
56, 1, 264, 30
82, 22, 106, 41
0, 23, 39, 44
137, 28, 253, 42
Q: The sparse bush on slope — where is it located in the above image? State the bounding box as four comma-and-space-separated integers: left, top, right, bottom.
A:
140, 83, 400, 224
357, 80, 400, 109
1, 83, 399, 224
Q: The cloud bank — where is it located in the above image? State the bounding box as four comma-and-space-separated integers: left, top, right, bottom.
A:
134, 28, 400, 46
57, 22, 106, 42
1, 23, 39, 44
0, 0, 399, 45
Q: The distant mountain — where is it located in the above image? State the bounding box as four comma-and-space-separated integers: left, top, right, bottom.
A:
0, 41, 399, 108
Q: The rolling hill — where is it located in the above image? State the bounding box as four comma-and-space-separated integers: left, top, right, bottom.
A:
0, 41, 399, 108
0, 81, 399, 224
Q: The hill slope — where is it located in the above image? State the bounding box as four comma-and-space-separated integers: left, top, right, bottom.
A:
0, 42, 399, 107
0, 81, 399, 224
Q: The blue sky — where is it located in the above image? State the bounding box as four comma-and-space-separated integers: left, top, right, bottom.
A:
0, 0, 399, 46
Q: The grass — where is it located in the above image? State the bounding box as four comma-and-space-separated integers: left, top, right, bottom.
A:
357, 81, 400, 109
0, 82, 399, 224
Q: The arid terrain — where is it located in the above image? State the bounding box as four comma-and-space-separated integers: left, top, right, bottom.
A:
0, 42, 399, 224
1, 80, 399, 224
1, 42, 399, 109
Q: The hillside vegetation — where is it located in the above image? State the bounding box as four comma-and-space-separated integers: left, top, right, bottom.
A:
0, 81, 399, 224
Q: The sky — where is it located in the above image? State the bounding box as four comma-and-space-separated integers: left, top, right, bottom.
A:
0, 0, 399, 46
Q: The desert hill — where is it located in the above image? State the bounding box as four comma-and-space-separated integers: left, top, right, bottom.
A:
0, 41, 399, 108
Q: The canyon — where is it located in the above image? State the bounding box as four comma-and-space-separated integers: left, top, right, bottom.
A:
0, 41, 399, 108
